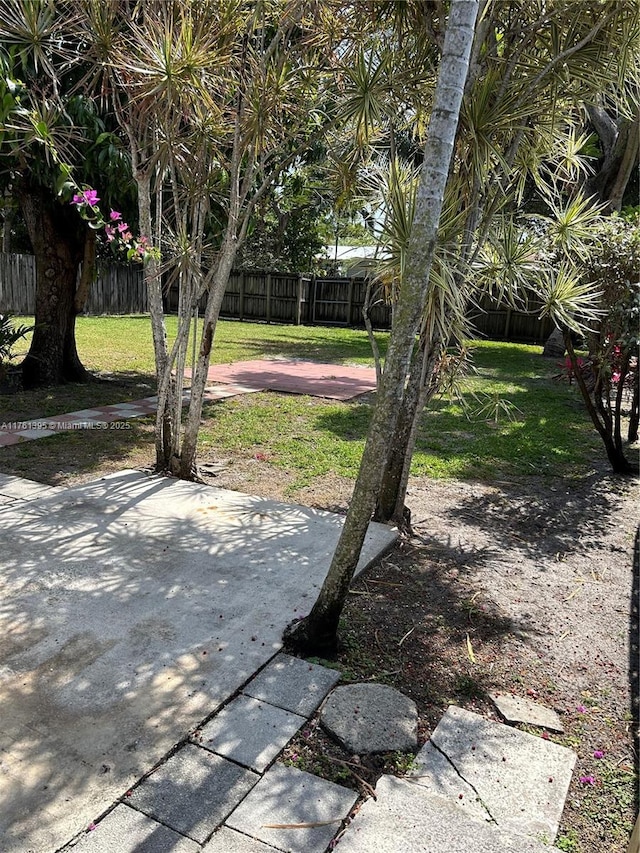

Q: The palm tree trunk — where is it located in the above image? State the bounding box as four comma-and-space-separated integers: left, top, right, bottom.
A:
284, 0, 480, 656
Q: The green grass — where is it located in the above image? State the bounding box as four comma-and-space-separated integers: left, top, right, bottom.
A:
12, 315, 387, 376
199, 336, 600, 484
6, 317, 601, 484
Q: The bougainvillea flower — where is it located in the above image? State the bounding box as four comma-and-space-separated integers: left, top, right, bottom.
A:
579, 775, 596, 785
109, 210, 122, 221
105, 225, 116, 242
117, 222, 130, 233
593, 750, 604, 759
576, 704, 587, 713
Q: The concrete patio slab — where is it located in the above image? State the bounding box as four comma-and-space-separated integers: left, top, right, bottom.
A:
337, 775, 551, 853
0, 469, 395, 853
61, 804, 200, 853
225, 763, 358, 853
127, 743, 259, 842
195, 694, 305, 772
204, 826, 282, 852
406, 741, 488, 822
0, 473, 63, 503
426, 705, 576, 841
243, 652, 341, 716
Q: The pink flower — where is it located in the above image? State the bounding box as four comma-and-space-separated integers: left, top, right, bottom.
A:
593, 750, 604, 759
576, 704, 587, 713
71, 188, 100, 207
579, 775, 596, 785
88, 822, 97, 831
105, 225, 116, 242
109, 210, 122, 221
117, 222, 129, 233
121, 232, 133, 243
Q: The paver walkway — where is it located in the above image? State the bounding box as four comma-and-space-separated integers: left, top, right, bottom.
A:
0, 359, 377, 448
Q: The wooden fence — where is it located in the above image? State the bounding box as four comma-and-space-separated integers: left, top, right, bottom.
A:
0, 253, 147, 316
0, 253, 553, 343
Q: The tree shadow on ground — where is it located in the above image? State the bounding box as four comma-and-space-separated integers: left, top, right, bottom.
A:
451, 467, 636, 562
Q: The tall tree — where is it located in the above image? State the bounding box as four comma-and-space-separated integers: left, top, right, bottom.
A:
285, 0, 480, 655
0, 2, 135, 387
78, 0, 350, 478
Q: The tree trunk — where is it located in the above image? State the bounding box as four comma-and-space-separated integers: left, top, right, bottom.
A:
284, 0, 480, 656
18, 182, 88, 388
564, 332, 638, 476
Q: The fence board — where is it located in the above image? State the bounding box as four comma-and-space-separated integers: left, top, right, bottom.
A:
0, 253, 553, 342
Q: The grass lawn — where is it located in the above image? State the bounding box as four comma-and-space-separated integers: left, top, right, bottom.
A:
2, 316, 601, 489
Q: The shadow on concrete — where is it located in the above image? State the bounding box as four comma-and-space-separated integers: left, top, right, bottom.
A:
0, 471, 393, 853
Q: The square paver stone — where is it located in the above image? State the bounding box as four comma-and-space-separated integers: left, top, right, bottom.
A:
195, 695, 306, 772
243, 653, 340, 716
427, 706, 576, 842
65, 804, 200, 853
127, 744, 259, 843
226, 763, 358, 853
204, 826, 282, 852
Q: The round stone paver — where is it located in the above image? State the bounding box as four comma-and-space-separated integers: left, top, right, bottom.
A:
320, 683, 418, 754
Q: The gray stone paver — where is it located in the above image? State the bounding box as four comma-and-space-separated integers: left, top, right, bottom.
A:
204, 826, 282, 852
243, 653, 340, 716
320, 683, 418, 753
63, 804, 200, 853
195, 694, 306, 772
490, 692, 564, 732
428, 705, 576, 842
337, 775, 552, 853
225, 763, 358, 853
408, 741, 488, 821
127, 744, 259, 843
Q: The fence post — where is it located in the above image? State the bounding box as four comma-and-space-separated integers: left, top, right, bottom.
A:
504, 306, 512, 339
266, 273, 272, 323
310, 275, 317, 323
296, 274, 303, 325
239, 271, 245, 321
347, 278, 355, 326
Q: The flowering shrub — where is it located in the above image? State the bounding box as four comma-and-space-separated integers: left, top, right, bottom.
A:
70, 187, 159, 264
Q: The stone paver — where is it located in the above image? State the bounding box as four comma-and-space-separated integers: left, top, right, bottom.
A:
320, 683, 418, 753
243, 653, 341, 716
127, 744, 259, 843
204, 826, 281, 852
226, 763, 358, 853
337, 775, 552, 853
490, 692, 564, 732
426, 705, 576, 841
195, 695, 306, 772
407, 741, 488, 822
62, 804, 200, 853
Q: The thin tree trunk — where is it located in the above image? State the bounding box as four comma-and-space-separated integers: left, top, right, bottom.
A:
285, 0, 480, 656
565, 332, 638, 475
136, 170, 174, 470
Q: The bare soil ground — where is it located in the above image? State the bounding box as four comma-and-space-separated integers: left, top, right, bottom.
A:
0, 409, 637, 851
